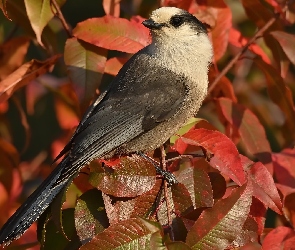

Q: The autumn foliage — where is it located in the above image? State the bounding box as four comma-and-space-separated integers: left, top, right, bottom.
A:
1, 0, 295, 249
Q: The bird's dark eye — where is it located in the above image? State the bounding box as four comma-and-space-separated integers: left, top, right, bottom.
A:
170, 16, 184, 28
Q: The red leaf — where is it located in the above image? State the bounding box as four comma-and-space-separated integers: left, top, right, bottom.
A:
181, 128, 246, 185
241, 155, 282, 214
262, 226, 295, 250
73, 16, 151, 53
216, 97, 273, 173
273, 148, 295, 188
89, 155, 156, 197
174, 166, 214, 209
186, 183, 252, 249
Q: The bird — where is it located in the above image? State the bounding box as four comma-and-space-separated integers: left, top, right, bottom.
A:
0, 6, 213, 246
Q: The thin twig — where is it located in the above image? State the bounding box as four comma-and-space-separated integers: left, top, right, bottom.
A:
208, 4, 289, 94
50, 0, 72, 37
160, 145, 174, 241
165, 153, 204, 163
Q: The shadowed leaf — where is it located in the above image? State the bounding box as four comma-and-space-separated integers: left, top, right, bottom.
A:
89, 155, 156, 197
0, 37, 30, 80
262, 226, 295, 250
241, 155, 282, 214
254, 57, 295, 142
75, 189, 109, 243
271, 31, 295, 65
273, 148, 295, 188
64, 38, 107, 108
104, 57, 128, 76
216, 97, 273, 173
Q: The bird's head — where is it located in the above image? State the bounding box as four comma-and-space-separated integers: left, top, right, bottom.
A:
142, 7, 213, 71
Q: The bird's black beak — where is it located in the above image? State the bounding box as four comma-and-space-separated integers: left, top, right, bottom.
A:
142, 19, 164, 30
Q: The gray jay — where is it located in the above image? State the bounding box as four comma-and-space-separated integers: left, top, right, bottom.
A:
0, 7, 213, 246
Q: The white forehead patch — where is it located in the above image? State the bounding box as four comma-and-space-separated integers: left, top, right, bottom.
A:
150, 7, 183, 23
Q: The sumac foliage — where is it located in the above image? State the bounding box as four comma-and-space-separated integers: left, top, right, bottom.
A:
0, 0, 295, 249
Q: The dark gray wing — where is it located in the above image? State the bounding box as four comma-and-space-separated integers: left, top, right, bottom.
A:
68, 50, 188, 163
0, 50, 188, 245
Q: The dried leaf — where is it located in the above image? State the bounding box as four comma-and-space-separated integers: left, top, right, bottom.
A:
0, 54, 61, 102
0, 36, 30, 80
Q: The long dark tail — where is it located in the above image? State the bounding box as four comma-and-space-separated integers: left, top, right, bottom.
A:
0, 156, 77, 246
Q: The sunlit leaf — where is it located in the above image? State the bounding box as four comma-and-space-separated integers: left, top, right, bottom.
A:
181, 128, 246, 185
80, 218, 161, 249
73, 15, 150, 53
186, 183, 252, 249
24, 0, 66, 47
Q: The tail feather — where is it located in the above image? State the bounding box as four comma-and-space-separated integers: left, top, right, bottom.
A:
0, 157, 76, 246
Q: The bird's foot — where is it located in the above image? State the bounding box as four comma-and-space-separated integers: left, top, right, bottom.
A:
137, 152, 178, 185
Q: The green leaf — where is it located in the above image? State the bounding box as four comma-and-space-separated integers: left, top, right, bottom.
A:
24, 0, 66, 47
80, 218, 161, 250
